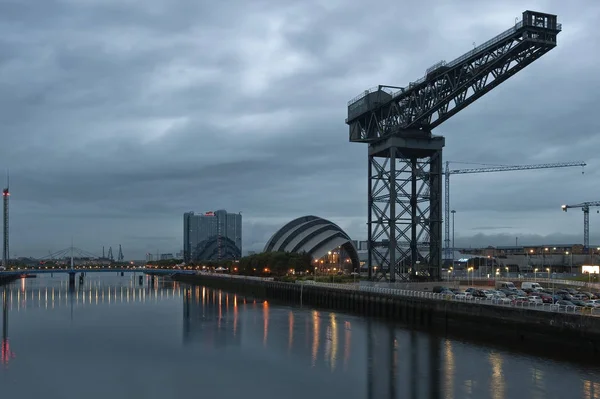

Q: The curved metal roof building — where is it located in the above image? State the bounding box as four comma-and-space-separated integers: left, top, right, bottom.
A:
263, 215, 360, 270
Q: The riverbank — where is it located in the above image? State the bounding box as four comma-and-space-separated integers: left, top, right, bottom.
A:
173, 273, 600, 362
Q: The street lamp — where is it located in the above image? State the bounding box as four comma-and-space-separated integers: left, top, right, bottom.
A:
451, 210, 456, 268
534, 268, 538, 281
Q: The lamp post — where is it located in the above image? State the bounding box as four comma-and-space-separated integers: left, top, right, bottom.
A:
451, 210, 456, 269
541, 247, 546, 274
534, 268, 538, 281
546, 267, 555, 294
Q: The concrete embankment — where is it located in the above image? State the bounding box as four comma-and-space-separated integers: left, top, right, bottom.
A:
173, 273, 600, 361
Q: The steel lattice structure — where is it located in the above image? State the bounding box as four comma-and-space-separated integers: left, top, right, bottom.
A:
118, 244, 124, 261
561, 202, 600, 253
443, 161, 586, 259
346, 10, 561, 281
2, 186, 8, 269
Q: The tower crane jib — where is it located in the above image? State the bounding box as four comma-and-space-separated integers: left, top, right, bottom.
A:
443, 161, 586, 260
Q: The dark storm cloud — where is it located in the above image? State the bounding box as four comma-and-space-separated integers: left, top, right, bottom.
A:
1, 0, 599, 258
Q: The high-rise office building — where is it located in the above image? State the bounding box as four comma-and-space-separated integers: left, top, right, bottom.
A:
183, 210, 242, 262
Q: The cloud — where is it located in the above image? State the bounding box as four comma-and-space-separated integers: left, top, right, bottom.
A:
1, 0, 599, 259
470, 227, 514, 231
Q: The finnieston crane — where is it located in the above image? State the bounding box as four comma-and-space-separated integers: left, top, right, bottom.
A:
443, 161, 586, 259
561, 201, 600, 253
346, 10, 562, 281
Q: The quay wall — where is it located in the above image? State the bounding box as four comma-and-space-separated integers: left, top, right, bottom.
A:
173, 273, 600, 360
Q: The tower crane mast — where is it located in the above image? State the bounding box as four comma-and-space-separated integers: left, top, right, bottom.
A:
444, 161, 586, 259
346, 10, 561, 281
561, 201, 600, 253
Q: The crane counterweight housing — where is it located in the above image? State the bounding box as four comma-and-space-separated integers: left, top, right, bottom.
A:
346, 10, 561, 282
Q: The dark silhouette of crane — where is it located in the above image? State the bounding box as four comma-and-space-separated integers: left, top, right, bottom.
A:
346, 10, 561, 281
561, 202, 600, 253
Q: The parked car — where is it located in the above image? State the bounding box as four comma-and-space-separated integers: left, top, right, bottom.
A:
585, 300, 600, 308
454, 292, 472, 300
511, 296, 530, 305
528, 296, 543, 305
521, 282, 544, 291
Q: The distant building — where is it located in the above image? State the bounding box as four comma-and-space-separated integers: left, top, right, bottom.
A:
146, 253, 154, 262
160, 253, 174, 260
263, 215, 360, 271
183, 210, 242, 262
247, 250, 256, 256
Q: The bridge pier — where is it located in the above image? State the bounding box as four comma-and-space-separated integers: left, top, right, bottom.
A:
68, 272, 75, 290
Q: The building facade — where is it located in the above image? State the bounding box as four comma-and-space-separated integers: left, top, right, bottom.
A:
183, 210, 242, 262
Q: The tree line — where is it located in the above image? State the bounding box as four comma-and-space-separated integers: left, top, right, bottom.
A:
147, 251, 314, 276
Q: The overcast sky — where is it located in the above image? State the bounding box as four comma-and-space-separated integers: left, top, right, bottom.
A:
1, 0, 599, 260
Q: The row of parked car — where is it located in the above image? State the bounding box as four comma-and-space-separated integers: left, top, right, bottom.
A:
433, 283, 600, 308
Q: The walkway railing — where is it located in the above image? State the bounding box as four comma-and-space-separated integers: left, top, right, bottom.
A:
451, 276, 600, 290
170, 272, 600, 318
296, 280, 600, 317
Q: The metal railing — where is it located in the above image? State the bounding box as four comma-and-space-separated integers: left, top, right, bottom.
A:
296, 280, 600, 317
346, 16, 562, 114
347, 86, 396, 107
446, 21, 524, 70
194, 271, 275, 282
189, 273, 599, 317
453, 276, 600, 290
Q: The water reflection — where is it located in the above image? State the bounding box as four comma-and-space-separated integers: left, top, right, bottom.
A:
182, 287, 447, 398
183, 285, 241, 348
181, 286, 600, 399
1, 287, 14, 366
1, 274, 181, 311
1, 279, 600, 398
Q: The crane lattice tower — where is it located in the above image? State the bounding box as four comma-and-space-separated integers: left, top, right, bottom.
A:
2, 186, 8, 268
345, 10, 561, 282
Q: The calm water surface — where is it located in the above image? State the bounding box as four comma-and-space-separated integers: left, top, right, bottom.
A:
0, 274, 599, 399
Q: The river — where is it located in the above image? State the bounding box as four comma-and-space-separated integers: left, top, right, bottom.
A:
0, 273, 598, 399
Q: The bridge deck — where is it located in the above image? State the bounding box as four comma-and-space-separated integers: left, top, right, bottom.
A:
0, 268, 197, 276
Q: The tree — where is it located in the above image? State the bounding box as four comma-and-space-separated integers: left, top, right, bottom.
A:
238, 252, 312, 276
